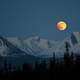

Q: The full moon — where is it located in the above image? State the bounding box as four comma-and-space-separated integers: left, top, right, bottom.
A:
56, 21, 67, 31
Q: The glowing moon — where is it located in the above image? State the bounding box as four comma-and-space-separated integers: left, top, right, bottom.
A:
56, 21, 67, 31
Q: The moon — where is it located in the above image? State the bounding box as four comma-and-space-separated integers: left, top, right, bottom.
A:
56, 21, 67, 31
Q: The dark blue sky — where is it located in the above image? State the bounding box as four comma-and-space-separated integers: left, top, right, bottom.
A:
0, 0, 80, 40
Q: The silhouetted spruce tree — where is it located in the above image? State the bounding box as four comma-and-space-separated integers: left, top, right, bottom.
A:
42, 60, 47, 71
75, 54, 80, 64
65, 42, 70, 53
49, 52, 55, 78
34, 61, 39, 73
8, 63, 12, 72
4, 59, 8, 73
70, 52, 74, 64
23, 63, 29, 73
49, 53, 55, 71
52, 52, 55, 63
64, 42, 70, 65
0, 55, 2, 69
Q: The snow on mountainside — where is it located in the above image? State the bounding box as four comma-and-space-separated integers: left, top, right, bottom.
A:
0, 37, 26, 56
7, 36, 61, 57
0, 32, 80, 58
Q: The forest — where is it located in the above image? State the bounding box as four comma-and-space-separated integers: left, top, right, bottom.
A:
0, 42, 80, 80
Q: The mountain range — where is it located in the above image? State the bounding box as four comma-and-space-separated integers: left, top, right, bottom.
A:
0, 32, 80, 65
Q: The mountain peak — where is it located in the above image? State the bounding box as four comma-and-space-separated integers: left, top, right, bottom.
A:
71, 32, 80, 45
32, 36, 40, 42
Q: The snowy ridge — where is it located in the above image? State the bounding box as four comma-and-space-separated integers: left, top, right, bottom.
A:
0, 32, 80, 58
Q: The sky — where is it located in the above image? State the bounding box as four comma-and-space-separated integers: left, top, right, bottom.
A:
0, 0, 80, 40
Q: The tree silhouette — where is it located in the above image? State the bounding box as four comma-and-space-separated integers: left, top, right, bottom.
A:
64, 42, 71, 66
65, 41, 70, 53
4, 59, 8, 73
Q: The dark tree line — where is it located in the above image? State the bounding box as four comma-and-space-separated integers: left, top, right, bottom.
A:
0, 42, 80, 80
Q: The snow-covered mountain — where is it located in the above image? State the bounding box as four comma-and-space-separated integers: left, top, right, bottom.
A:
0, 32, 80, 58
